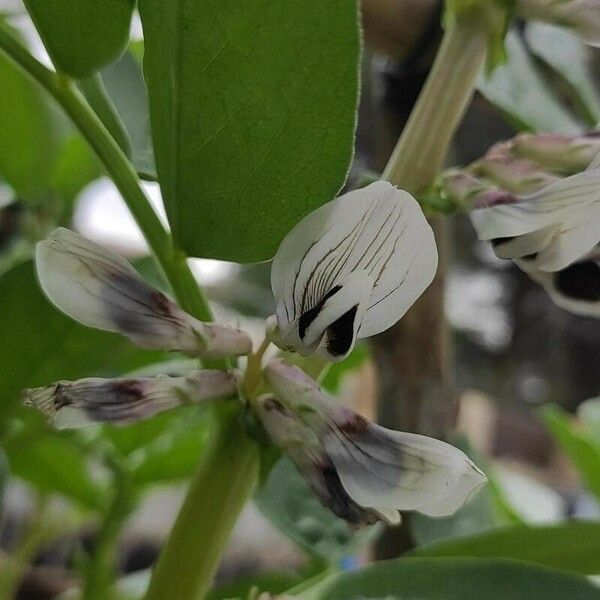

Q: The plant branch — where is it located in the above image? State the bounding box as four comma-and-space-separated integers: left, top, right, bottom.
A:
382, 11, 489, 195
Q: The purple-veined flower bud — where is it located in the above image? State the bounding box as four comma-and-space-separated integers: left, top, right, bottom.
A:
439, 170, 497, 208
259, 360, 486, 524
270, 181, 438, 362
471, 156, 559, 193
512, 132, 600, 174
517, 0, 600, 47
24, 369, 240, 428
36, 228, 252, 357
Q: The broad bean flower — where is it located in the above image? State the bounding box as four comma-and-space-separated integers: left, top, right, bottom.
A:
24, 181, 486, 525
441, 133, 600, 316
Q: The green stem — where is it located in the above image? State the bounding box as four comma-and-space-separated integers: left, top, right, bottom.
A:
82, 471, 133, 600
144, 404, 259, 600
382, 12, 489, 194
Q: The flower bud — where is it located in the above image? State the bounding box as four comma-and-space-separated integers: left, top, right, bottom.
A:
24, 369, 240, 428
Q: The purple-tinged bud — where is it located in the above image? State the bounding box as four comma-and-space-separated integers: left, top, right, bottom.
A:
24, 369, 240, 428
471, 156, 559, 193
512, 132, 600, 174
439, 170, 495, 209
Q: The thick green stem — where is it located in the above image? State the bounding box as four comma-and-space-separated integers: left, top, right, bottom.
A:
382, 13, 488, 194
144, 404, 259, 600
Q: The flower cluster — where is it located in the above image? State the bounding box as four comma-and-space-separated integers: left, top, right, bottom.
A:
24, 182, 485, 525
440, 133, 600, 317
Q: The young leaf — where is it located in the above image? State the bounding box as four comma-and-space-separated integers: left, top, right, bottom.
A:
477, 30, 581, 133
138, 0, 360, 262
24, 0, 134, 78
408, 521, 600, 575
526, 23, 600, 126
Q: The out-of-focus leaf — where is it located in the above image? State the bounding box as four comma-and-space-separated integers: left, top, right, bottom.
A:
78, 74, 132, 156
106, 406, 211, 487
51, 135, 102, 208
255, 456, 379, 562
207, 572, 306, 600
542, 405, 600, 501
0, 261, 167, 414
408, 521, 600, 575
577, 397, 600, 443
138, 0, 360, 262
24, 0, 134, 78
477, 30, 581, 133
0, 447, 7, 517
0, 25, 60, 197
526, 23, 600, 125
308, 558, 600, 600
2, 422, 108, 510
102, 52, 156, 179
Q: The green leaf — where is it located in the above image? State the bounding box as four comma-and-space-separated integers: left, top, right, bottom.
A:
542, 405, 600, 501
24, 0, 134, 78
477, 30, 581, 133
526, 23, 600, 125
103, 406, 211, 487
101, 51, 157, 180
255, 456, 378, 562
0, 447, 7, 517
310, 558, 600, 600
2, 422, 108, 510
0, 261, 167, 414
138, 0, 360, 262
0, 25, 60, 198
408, 521, 600, 575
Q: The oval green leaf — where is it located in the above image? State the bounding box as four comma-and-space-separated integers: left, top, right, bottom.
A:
311, 558, 600, 600
408, 521, 600, 575
24, 0, 134, 78
138, 0, 360, 262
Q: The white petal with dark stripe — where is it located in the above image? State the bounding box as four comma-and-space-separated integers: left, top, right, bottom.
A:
24, 370, 239, 428
271, 181, 438, 361
262, 360, 486, 522
36, 228, 252, 357
471, 168, 600, 271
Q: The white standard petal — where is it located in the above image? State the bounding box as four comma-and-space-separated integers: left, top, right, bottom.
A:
471, 168, 600, 269
271, 181, 438, 360
35, 228, 252, 356
24, 369, 239, 428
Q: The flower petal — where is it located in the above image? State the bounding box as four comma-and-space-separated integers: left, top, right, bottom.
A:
24, 370, 239, 428
36, 228, 252, 356
255, 394, 396, 526
271, 181, 437, 359
264, 360, 487, 518
490, 224, 558, 260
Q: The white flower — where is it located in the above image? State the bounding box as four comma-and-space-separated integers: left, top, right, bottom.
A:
269, 181, 438, 361
470, 167, 600, 272
36, 228, 252, 357
517, 246, 600, 317
259, 360, 486, 524
24, 369, 239, 428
